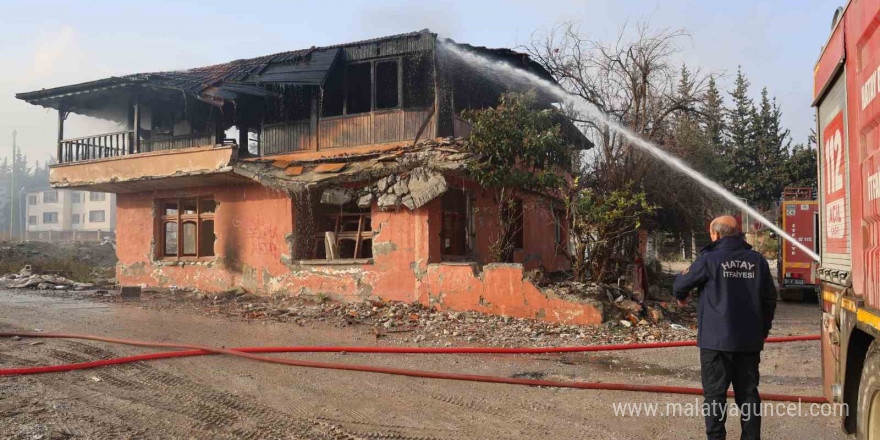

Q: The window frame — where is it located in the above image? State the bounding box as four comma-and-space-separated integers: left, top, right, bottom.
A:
89, 192, 106, 202
374, 59, 401, 110
336, 57, 404, 116
88, 210, 105, 223
440, 187, 475, 261
43, 191, 58, 203
157, 196, 216, 261
28, 195, 38, 205
42, 212, 58, 224
27, 216, 36, 225
311, 204, 374, 260
71, 213, 80, 225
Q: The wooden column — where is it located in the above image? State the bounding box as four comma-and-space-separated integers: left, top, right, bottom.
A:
432, 42, 454, 138
57, 107, 65, 163
214, 117, 225, 146
133, 100, 141, 154
369, 61, 376, 144
238, 123, 249, 156
309, 96, 318, 151
127, 99, 135, 155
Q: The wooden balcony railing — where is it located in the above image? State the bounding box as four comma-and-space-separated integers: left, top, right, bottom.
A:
59, 131, 133, 163
142, 134, 215, 152
58, 131, 222, 164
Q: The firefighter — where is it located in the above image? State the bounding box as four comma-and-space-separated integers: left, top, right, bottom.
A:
673, 215, 777, 440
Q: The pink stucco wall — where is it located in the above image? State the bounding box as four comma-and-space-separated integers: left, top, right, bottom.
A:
115, 183, 599, 325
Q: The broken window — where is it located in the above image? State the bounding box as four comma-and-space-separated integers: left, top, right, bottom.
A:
441, 188, 474, 260
345, 63, 372, 114
403, 54, 434, 108
28, 216, 36, 225
322, 65, 345, 117
159, 197, 216, 259
322, 57, 416, 117
72, 214, 80, 225
375, 60, 399, 109
152, 110, 174, 138
312, 203, 373, 260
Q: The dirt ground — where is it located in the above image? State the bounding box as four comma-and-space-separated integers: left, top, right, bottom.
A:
0, 288, 840, 440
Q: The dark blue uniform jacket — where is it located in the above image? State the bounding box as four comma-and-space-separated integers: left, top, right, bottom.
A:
672, 236, 777, 352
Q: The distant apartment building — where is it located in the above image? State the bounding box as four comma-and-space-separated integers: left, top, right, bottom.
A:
25, 189, 115, 241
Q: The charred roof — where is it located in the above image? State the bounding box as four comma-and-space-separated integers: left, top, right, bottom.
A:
16, 30, 556, 110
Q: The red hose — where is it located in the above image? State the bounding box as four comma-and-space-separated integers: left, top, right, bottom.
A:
0, 332, 826, 403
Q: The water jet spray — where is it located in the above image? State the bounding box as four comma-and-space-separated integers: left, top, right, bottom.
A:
438, 40, 820, 262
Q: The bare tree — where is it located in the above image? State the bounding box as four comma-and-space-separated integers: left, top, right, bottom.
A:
525, 21, 708, 181
524, 20, 713, 279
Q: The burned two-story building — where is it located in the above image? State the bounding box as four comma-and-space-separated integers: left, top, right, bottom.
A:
16, 30, 603, 325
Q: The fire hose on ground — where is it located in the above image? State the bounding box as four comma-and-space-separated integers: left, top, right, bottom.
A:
0, 332, 826, 403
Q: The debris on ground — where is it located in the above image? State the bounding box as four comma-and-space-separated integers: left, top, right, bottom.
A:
0, 266, 115, 292
536, 276, 692, 327
0, 248, 697, 346
123, 283, 698, 347
0, 240, 117, 284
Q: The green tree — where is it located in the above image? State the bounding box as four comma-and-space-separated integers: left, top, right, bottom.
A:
751, 90, 792, 205
702, 75, 726, 180
567, 180, 655, 282
785, 134, 818, 189
463, 92, 570, 262
725, 67, 756, 196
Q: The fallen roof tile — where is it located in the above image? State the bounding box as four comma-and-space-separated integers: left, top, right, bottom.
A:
285, 166, 304, 176
272, 160, 292, 169
314, 163, 347, 173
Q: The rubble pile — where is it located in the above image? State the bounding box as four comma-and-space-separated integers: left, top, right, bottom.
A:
539, 280, 690, 329
319, 166, 449, 211
138, 285, 698, 346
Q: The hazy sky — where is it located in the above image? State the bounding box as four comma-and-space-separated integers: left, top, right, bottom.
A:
0, 0, 843, 165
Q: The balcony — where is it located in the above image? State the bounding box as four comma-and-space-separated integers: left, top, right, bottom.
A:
56, 106, 438, 166
259, 107, 436, 155
50, 145, 243, 193
59, 131, 221, 165
59, 131, 134, 163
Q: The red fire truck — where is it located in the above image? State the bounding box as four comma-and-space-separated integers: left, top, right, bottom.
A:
777, 187, 820, 301
816, 1, 880, 436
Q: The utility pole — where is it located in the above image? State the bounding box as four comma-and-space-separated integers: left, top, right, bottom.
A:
9, 130, 15, 240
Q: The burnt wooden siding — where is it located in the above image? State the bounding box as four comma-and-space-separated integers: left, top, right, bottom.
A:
341, 35, 434, 62
262, 120, 311, 154
316, 108, 435, 150
144, 134, 214, 152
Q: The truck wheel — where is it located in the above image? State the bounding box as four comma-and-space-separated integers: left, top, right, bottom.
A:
858, 341, 880, 439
